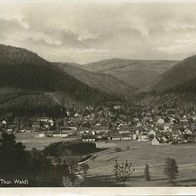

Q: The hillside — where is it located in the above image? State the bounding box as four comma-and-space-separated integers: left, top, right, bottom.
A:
0, 44, 91, 92
82, 58, 178, 91
153, 55, 196, 92
136, 55, 196, 109
0, 44, 122, 115
55, 62, 136, 100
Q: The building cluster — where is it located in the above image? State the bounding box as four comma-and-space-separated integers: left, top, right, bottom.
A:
1, 103, 196, 144
78, 105, 196, 144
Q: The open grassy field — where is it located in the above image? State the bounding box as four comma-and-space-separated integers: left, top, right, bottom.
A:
16, 132, 78, 150
83, 141, 196, 187
15, 134, 196, 186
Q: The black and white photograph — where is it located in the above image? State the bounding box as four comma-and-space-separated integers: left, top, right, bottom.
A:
1, 0, 196, 192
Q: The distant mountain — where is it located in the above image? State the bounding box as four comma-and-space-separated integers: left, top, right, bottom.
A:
137, 55, 196, 109
55, 62, 136, 100
153, 55, 196, 92
0, 44, 122, 115
82, 58, 178, 91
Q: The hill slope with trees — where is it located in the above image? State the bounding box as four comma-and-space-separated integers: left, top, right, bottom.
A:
82, 58, 178, 91
55, 62, 136, 100
153, 55, 196, 92
0, 44, 122, 115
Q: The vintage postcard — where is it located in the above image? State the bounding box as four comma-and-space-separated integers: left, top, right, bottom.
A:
0, 0, 196, 195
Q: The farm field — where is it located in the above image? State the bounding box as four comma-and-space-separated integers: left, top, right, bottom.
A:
15, 132, 78, 150
83, 141, 196, 187
15, 134, 196, 186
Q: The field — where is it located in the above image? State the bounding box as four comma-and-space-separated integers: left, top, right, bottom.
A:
83, 141, 196, 187
15, 132, 78, 150
15, 134, 196, 187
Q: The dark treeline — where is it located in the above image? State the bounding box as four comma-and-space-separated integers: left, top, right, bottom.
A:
0, 132, 95, 187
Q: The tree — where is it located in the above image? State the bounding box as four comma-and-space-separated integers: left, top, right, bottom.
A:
80, 163, 89, 175
164, 157, 178, 183
0, 132, 31, 176
61, 161, 84, 187
113, 160, 135, 187
62, 176, 74, 187
144, 163, 150, 181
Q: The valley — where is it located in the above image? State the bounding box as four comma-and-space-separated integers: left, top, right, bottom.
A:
1, 43, 196, 187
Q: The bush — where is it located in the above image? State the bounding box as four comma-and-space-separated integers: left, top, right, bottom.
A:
43, 141, 97, 156
80, 163, 89, 175
115, 147, 122, 152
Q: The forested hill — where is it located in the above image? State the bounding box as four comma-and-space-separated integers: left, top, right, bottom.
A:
0, 44, 123, 115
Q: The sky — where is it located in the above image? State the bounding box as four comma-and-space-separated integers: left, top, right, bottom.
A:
1, 1, 196, 63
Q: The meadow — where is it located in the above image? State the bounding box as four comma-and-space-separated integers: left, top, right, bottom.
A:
84, 141, 196, 187
16, 132, 78, 150
16, 133, 196, 186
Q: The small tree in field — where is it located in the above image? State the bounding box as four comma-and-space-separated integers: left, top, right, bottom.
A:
164, 157, 178, 183
144, 163, 151, 181
115, 147, 122, 152
80, 163, 89, 175
113, 160, 135, 187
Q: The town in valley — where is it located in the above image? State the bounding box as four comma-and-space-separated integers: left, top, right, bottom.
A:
1, 2, 196, 187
